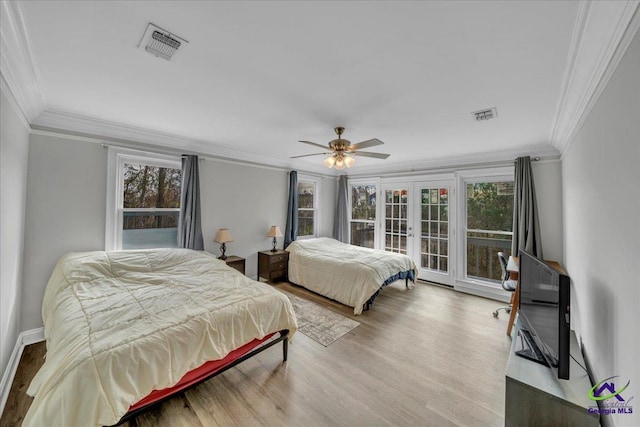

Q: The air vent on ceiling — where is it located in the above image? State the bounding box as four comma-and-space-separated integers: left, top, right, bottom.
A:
138, 23, 188, 61
472, 107, 498, 121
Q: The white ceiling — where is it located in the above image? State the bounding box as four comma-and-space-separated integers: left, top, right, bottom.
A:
15, 1, 583, 174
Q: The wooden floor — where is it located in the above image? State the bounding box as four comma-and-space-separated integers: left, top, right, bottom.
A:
1, 281, 513, 427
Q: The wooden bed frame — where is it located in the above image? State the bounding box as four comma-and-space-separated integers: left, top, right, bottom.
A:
109, 329, 290, 426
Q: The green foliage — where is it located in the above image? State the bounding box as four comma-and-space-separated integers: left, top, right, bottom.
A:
466, 181, 514, 281
466, 182, 513, 232
351, 185, 376, 220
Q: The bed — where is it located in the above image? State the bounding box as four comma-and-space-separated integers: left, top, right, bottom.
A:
24, 249, 298, 427
286, 238, 417, 314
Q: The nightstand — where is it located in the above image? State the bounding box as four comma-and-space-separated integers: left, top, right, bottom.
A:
223, 255, 245, 275
258, 250, 289, 282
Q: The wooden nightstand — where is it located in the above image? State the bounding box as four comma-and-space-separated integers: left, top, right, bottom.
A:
223, 255, 245, 275
258, 250, 289, 282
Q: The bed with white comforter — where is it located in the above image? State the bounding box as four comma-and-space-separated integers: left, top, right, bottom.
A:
286, 238, 416, 314
24, 249, 297, 427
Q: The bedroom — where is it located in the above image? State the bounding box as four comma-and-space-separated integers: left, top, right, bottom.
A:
1, 1, 638, 426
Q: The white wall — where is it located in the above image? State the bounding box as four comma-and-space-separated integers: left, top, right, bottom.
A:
531, 160, 563, 262
21, 134, 108, 331
200, 162, 336, 279
562, 29, 639, 427
20, 134, 337, 330
0, 87, 30, 377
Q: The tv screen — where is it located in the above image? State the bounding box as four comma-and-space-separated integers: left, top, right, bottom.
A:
517, 250, 571, 380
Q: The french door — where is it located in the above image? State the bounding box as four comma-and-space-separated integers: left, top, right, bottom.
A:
413, 181, 455, 285
380, 180, 454, 285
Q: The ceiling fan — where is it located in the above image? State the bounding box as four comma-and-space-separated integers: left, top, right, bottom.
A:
292, 127, 390, 169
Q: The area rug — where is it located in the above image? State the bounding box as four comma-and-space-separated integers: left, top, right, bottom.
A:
283, 292, 360, 346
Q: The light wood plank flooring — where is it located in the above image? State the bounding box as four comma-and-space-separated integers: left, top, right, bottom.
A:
1, 281, 513, 426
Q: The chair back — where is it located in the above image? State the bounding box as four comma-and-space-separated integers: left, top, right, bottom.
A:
497, 251, 510, 282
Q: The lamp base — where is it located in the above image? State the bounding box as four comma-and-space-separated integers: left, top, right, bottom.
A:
271, 237, 278, 252
218, 243, 227, 260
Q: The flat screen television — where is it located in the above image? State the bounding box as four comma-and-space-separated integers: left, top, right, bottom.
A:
517, 250, 571, 380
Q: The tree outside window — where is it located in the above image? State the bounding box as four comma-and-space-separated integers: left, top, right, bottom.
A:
466, 181, 513, 282
121, 162, 182, 249
350, 184, 376, 248
297, 181, 316, 237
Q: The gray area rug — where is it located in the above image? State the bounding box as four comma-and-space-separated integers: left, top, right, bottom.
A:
284, 292, 360, 346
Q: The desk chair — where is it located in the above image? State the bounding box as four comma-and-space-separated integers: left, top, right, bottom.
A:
493, 251, 518, 318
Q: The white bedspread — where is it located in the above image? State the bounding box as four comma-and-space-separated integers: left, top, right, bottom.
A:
25, 249, 297, 427
286, 238, 416, 314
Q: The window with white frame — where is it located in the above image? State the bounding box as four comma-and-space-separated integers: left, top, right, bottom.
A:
462, 177, 514, 283
106, 148, 182, 251
349, 183, 377, 248
297, 178, 318, 238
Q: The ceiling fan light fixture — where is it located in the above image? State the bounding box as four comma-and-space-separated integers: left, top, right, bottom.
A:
295, 127, 388, 169
344, 155, 355, 168
324, 156, 336, 168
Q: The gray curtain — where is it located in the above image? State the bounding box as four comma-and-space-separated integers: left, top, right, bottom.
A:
333, 175, 349, 242
512, 156, 543, 258
284, 170, 298, 248
178, 155, 204, 250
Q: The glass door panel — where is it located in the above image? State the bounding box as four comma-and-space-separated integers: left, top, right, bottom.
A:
381, 185, 413, 257
414, 181, 454, 285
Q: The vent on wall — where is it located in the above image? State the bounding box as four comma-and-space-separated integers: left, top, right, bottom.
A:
138, 23, 188, 61
472, 107, 498, 121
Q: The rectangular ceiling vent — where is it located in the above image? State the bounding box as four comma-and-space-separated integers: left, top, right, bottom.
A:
472, 107, 498, 121
138, 23, 188, 61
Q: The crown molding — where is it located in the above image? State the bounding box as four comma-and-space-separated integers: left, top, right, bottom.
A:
1, 72, 30, 130
32, 108, 563, 179
31, 109, 334, 176
550, 0, 640, 155
0, 0, 45, 123
345, 143, 561, 178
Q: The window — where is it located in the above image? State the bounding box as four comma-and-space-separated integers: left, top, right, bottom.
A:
465, 180, 513, 282
297, 179, 317, 237
106, 148, 182, 250
350, 184, 376, 248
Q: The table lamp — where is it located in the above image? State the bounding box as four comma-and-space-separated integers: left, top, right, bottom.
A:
214, 228, 233, 260
267, 226, 283, 252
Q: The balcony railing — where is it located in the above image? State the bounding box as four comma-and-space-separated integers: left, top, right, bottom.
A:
466, 235, 512, 282
122, 210, 179, 249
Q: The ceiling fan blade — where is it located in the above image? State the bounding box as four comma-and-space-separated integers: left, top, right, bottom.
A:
290, 152, 332, 158
351, 151, 390, 159
299, 140, 330, 150
349, 138, 384, 151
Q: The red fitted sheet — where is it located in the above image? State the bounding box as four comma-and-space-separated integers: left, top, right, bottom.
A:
128, 332, 277, 412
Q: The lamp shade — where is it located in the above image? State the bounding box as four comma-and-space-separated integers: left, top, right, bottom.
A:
267, 225, 283, 238
214, 228, 233, 243
323, 156, 336, 168
344, 155, 355, 168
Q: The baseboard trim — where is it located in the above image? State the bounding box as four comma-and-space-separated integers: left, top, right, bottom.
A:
454, 280, 512, 302
0, 327, 44, 416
